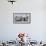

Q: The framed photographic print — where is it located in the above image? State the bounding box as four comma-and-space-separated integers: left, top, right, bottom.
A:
13, 13, 31, 24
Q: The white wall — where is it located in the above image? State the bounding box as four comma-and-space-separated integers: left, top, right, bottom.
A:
0, 0, 46, 41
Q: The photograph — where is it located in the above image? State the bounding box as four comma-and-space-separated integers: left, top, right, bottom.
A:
0, 0, 46, 46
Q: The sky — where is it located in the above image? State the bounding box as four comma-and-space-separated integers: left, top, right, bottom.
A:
0, 0, 46, 42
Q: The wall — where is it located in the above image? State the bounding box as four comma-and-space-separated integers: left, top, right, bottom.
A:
0, 0, 46, 41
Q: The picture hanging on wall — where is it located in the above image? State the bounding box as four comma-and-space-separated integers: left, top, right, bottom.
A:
13, 13, 31, 24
